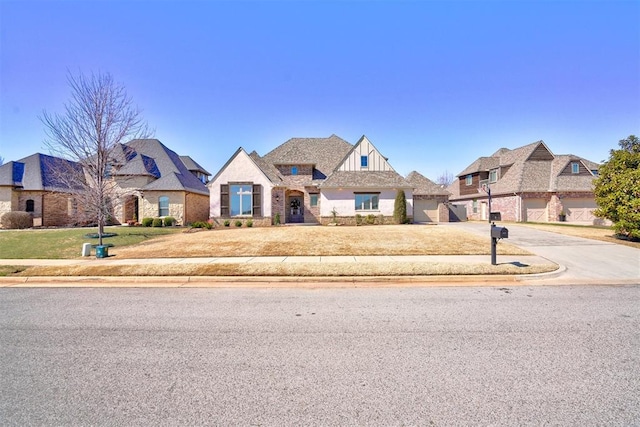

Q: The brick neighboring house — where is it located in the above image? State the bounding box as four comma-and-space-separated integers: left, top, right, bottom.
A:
209, 134, 415, 225
406, 171, 451, 223
0, 139, 210, 227
448, 140, 604, 224
0, 153, 83, 226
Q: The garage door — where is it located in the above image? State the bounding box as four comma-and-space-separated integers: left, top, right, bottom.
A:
563, 198, 597, 223
524, 199, 547, 222
414, 199, 439, 223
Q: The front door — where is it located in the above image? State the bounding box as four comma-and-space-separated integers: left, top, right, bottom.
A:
289, 196, 304, 223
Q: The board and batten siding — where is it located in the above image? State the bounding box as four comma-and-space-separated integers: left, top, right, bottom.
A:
209, 149, 273, 218
337, 136, 394, 172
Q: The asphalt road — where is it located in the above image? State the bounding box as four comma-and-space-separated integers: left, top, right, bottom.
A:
1, 286, 639, 426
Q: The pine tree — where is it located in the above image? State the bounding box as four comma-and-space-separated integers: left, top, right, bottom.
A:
394, 190, 407, 224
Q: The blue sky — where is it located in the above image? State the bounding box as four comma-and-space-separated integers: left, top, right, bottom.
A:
1, 0, 638, 181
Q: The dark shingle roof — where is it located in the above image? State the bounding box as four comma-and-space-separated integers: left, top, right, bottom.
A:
319, 171, 412, 189
180, 156, 211, 176
114, 139, 209, 195
262, 134, 353, 180
406, 171, 450, 196
0, 153, 83, 192
0, 161, 22, 186
249, 151, 283, 184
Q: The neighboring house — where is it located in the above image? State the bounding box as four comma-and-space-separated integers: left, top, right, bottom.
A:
405, 171, 452, 223
0, 139, 210, 227
109, 139, 210, 225
209, 135, 415, 225
0, 153, 83, 226
448, 140, 603, 224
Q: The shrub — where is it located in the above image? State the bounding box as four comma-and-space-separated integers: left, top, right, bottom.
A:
223, 220, 230, 227
355, 214, 363, 226
365, 214, 376, 225
152, 218, 163, 227
141, 217, 153, 227
246, 219, 253, 228
394, 190, 407, 224
191, 221, 212, 229
234, 220, 243, 227
274, 212, 281, 225
163, 216, 176, 226
377, 214, 385, 225
1, 211, 33, 229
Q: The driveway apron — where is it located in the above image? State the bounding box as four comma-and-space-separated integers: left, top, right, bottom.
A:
445, 222, 640, 282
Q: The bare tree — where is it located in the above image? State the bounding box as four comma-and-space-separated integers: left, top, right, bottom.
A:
436, 170, 454, 187
41, 71, 150, 245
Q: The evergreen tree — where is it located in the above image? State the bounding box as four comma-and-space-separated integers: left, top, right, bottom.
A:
594, 135, 640, 240
394, 190, 407, 224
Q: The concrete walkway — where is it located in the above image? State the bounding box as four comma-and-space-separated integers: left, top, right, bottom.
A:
0, 254, 549, 267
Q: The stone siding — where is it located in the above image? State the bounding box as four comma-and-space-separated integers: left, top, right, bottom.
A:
319, 215, 397, 226
211, 217, 271, 227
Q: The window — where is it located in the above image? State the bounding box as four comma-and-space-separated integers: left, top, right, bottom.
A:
230, 184, 253, 216
361, 155, 368, 168
489, 169, 498, 183
472, 199, 478, 214
465, 174, 473, 186
355, 193, 379, 211
310, 194, 318, 207
25, 199, 35, 212
291, 166, 298, 175
220, 184, 261, 217
158, 196, 169, 217
571, 162, 580, 174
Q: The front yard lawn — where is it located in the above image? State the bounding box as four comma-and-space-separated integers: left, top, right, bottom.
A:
0, 226, 183, 259
112, 224, 530, 258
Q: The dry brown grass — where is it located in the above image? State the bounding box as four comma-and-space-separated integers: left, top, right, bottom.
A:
17, 261, 556, 277
516, 223, 640, 249
111, 225, 530, 258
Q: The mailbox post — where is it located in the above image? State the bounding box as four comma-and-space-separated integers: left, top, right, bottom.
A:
490, 222, 509, 265
482, 184, 509, 265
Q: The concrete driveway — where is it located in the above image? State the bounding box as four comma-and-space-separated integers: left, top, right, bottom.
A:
446, 222, 640, 283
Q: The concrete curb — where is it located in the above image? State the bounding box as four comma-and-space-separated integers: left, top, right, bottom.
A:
0, 273, 522, 288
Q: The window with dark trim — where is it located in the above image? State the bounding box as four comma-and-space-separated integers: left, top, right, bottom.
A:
230, 184, 252, 216
25, 199, 35, 212
291, 166, 298, 175
355, 193, 379, 211
158, 196, 169, 217
361, 155, 368, 168
221, 183, 261, 217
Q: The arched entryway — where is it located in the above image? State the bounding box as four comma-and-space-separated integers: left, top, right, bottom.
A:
286, 190, 304, 223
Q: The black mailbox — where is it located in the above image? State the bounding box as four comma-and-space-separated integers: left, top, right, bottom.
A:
489, 212, 502, 221
491, 226, 509, 239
